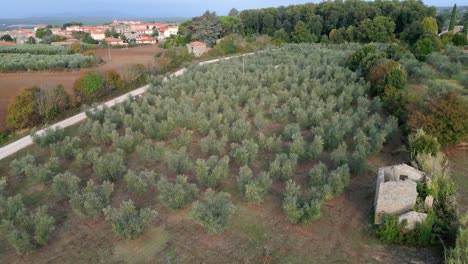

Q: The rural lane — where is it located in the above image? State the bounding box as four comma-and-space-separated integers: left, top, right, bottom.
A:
0, 52, 256, 160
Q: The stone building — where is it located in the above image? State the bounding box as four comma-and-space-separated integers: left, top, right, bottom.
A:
187, 41, 209, 57
374, 164, 431, 226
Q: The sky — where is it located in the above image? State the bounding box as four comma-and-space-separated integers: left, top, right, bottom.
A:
0, 0, 461, 19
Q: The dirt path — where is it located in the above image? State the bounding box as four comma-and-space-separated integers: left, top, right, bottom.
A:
0, 53, 254, 161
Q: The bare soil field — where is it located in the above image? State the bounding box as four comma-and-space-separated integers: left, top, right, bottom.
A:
0, 45, 160, 130
0, 144, 441, 264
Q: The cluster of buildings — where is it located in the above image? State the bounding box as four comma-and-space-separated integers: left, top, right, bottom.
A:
0, 20, 179, 46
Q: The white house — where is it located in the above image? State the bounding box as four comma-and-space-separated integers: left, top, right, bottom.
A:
159, 25, 178, 39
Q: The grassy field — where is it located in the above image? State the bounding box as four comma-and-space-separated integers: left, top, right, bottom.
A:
0, 44, 442, 263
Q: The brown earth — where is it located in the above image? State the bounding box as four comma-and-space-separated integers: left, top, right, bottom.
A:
0, 45, 161, 130
0, 144, 442, 263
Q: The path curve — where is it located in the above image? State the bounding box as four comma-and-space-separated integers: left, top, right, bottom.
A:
0, 52, 256, 160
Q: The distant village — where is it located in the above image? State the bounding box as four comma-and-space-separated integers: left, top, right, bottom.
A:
0, 20, 179, 46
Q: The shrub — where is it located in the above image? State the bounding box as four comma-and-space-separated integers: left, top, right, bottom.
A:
167, 147, 193, 174
31, 127, 65, 148
237, 168, 272, 204
69, 180, 114, 218
308, 135, 324, 159
0, 196, 55, 254
257, 133, 282, 153
409, 91, 468, 146
409, 129, 440, 159
24, 157, 60, 184
89, 120, 116, 144
195, 156, 230, 187
282, 180, 321, 224
10, 154, 35, 176
290, 132, 306, 159
121, 64, 147, 89
282, 123, 301, 140
200, 130, 227, 155
35, 85, 71, 122
103, 70, 125, 91
137, 140, 165, 162
111, 128, 143, 153
103, 200, 157, 240
173, 129, 193, 148
460, 74, 468, 89
230, 139, 258, 165
73, 72, 105, 103
124, 170, 158, 196
426, 53, 461, 78
190, 189, 235, 234
0, 177, 6, 196
50, 136, 81, 160
52, 172, 80, 198
75, 147, 101, 168
330, 142, 348, 167
157, 175, 198, 210
269, 153, 298, 181
329, 164, 351, 195
229, 118, 251, 143
7, 87, 41, 129
93, 150, 126, 181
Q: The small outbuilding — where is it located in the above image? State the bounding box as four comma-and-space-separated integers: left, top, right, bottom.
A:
374, 164, 430, 226
187, 41, 209, 57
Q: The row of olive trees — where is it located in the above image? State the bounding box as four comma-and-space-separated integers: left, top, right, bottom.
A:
0, 54, 99, 72
0, 44, 71, 55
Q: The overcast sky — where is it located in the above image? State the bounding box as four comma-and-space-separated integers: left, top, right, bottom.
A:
0, 0, 460, 19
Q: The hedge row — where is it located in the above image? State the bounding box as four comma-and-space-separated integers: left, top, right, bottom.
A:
0, 54, 99, 72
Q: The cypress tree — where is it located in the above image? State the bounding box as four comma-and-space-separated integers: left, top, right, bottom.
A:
449, 4, 457, 31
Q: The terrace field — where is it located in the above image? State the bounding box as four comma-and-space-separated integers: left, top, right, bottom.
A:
0, 44, 442, 263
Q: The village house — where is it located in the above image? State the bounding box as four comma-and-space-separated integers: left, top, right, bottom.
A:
105, 37, 124, 45
158, 25, 178, 39
90, 29, 106, 41
136, 35, 157, 44
0, 41, 15, 46
374, 164, 433, 229
187, 41, 209, 57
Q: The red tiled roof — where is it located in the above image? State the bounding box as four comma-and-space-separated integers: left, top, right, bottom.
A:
189, 41, 206, 47
105, 37, 121, 42
0, 41, 15, 46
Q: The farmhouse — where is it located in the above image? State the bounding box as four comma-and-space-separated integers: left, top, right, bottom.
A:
187, 41, 209, 57
374, 164, 432, 227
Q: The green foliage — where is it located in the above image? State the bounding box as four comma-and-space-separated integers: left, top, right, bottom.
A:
200, 130, 227, 155
237, 167, 271, 204
173, 129, 193, 148
112, 128, 143, 153
282, 123, 300, 140
50, 136, 81, 160
330, 142, 348, 167
73, 72, 105, 102
409, 129, 440, 159
291, 21, 316, 43
308, 135, 324, 160
230, 139, 258, 165
289, 132, 306, 159
377, 213, 436, 246
167, 147, 194, 174
10, 154, 35, 176
186, 11, 222, 47
0, 196, 55, 254
69, 180, 114, 218
426, 53, 461, 78
449, 4, 457, 31
24, 157, 61, 184
124, 170, 158, 196
93, 150, 126, 181
157, 175, 198, 210
7, 87, 41, 129
103, 200, 157, 240
445, 216, 468, 264
52, 172, 80, 198
137, 140, 165, 162
421, 17, 438, 34
31, 127, 65, 148
190, 189, 235, 234
269, 153, 298, 181
0, 44, 70, 55
195, 156, 230, 187
0, 54, 97, 72
409, 92, 468, 146
282, 180, 321, 224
